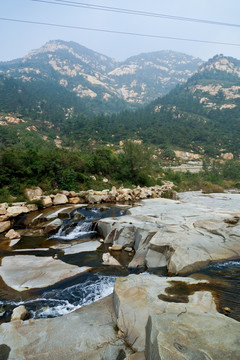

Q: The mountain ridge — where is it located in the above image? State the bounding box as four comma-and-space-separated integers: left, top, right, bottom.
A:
0, 39, 203, 108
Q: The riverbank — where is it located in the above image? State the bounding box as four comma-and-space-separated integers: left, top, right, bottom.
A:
0, 182, 175, 235
0, 191, 240, 359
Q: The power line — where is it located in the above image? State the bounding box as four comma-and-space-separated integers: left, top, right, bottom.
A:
1, 17, 240, 47
32, 0, 240, 29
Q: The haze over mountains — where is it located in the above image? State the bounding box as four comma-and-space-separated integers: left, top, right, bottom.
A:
0, 40, 203, 111
0, 40, 239, 157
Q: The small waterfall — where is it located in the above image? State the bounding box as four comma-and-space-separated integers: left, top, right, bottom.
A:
50, 221, 97, 241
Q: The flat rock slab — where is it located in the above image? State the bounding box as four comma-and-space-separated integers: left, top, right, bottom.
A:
146, 312, 240, 360
114, 274, 217, 352
51, 240, 100, 255
98, 192, 240, 274
0, 296, 130, 360
0, 255, 90, 291
114, 274, 240, 357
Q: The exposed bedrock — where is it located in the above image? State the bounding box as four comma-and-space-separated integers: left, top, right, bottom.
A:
114, 274, 240, 359
97, 192, 240, 274
0, 296, 132, 360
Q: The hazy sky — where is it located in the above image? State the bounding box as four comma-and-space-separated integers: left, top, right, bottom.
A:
1, 0, 240, 62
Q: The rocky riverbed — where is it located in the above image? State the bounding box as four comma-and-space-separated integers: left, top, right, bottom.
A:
0, 191, 240, 359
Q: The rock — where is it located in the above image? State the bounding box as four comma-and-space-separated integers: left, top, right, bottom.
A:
0, 255, 90, 291
72, 211, 85, 221
43, 218, 63, 235
111, 244, 123, 251
223, 306, 232, 313
0, 296, 131, 360
12, 202, 27, 206
52, 240, 100, 255
0, 202, 8, 210
113, 274, 217, 352
60, 190, 70, 196
10, 239, 20, 247
68, 191, 79, 198
103, 253, 121, 266
5, 229, 21, 240
42, 196, 53, 208
124, 247, 133, 252
0, 214, 9, 222
22, 228, 45, 237
86, 191, 103, 204
11, 305, 28, 321
68, 196, 81, 204
53, 194, 68, 205
124, 352, 146, 360
24, 187, 43, 201
26, 203, 38, 211
7, 205, 30, 217
0, 221, 11, 233
145, 312, 240, 360
99, 193, 240, 274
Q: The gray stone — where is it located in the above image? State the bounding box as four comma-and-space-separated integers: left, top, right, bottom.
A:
24, 187, 43, 201
7, 206, 30, 218
103, 253, 121, 266
98, 193, 240, 274
0, 296, 131, 360
42, 196, 52, 208
145, 312, 240, 360
0, 255, 90, 291
113, 274, 217, 352
53, 194, 68, 205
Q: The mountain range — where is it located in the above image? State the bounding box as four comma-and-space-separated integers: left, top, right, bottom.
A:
0, 40, 239, 157
0, 40, 202, 111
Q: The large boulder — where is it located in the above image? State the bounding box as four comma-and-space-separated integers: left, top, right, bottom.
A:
43, 218, 63, 235
113, 274, 240, 357
7, 205, 30, 218
0, 255, 91, 291
98, 193, 240, 274
24, 187, 43, 201
53, 194, 68, 205
146, 312, 240, 360
0, 296, 131, 360
5, 229, 21, 239
102, 253, 121, 266
42, 196, 53, 208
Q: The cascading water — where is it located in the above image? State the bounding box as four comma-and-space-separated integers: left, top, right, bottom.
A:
50, 221, 97, 241
0, 205, 130, 322
0, 274, 116, 320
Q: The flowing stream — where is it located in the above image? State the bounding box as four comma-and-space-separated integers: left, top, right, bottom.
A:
0, 205, 133, 322
0, 203, 240, 323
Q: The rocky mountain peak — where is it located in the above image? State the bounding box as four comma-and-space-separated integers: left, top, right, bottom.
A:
0, 40, 203, 108
198, 54, 240, 78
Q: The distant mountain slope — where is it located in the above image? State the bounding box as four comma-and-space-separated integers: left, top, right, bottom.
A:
0, 40, 203, 110
66, 55, 240, 157
109, 50, 202, 104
